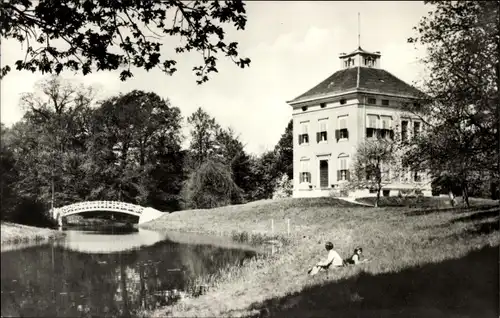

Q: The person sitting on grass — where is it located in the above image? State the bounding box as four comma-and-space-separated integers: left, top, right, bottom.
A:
343, 247, 368, 266
307, 241, 343, 275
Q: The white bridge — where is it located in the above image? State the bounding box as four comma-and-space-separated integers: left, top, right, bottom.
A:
51, 201, 165, 226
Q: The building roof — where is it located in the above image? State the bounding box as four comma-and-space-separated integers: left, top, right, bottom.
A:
288, 67, 424, 104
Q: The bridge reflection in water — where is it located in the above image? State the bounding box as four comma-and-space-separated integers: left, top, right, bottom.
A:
56, 228, 168, 254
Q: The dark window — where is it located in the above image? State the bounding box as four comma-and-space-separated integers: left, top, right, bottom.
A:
382, 99, 389, 106
401, 121, 408, 141
366, 128, 376, 138
339, 129, 348, 140
300, 172, 311, 183
340, 99, 346, 105
337, 170, 350, 181
414, 122, 421, 138
298, 134, 309, 145
367, 98, 376, 105
413, 171, 421, 182
320, 103, 326, 108
301, 106, 308, 111
320, 131, 327, 141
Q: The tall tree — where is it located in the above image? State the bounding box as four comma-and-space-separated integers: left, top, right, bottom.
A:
186, 107, 221, 169
0, 124, 20, 220
214, 127, 252, 197
1, 0, 251, 83
407, 1, 499, 205
9, 76, 95, 208
273, 119, 293, 180
87, 90, 183, 207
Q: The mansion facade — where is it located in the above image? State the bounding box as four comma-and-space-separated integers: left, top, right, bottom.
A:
287, 47, 432, 198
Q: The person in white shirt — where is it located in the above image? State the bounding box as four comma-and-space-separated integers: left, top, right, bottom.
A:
308, 241, 343, 275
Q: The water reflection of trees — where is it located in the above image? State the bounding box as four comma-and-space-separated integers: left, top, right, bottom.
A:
1, 238, 257, 317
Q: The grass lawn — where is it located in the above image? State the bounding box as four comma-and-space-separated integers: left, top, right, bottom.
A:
140, 197, 499, 318
1, 222, 65, 250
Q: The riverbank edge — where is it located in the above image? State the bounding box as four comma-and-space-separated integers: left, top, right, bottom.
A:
1, 222, 66, 250
139, 220, 292, 317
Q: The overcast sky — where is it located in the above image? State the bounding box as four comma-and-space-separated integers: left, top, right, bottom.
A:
0, 1, 432, 155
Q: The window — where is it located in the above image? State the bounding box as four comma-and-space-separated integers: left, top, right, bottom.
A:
367, 98, 376, 105
336, 116, 349, 140
366, 114, 378, 138
367, 115, 378, 128
381, 116, 392, 129
382, 164, 391, 182
338, 154, 350, 181
413, 170, 421, 182
382, 99, 389, 106
298, 121, 309, 145
301, 106, 308, 111
364, 57, 373, 67
320, 103, 326, 108
401, 120, 409, 141
340, 99, 346, 105
414, 121, 421, 138
317, 119, 328, 142
300, 160, 311, 183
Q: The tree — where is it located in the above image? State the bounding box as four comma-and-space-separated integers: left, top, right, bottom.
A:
186, 107, 221, 168
9, 76, 95, 208
1, 0, 251, 83
180, 159, 242, 209
350, 139, 399, 208
214, 127, 252, 197
86, 90, 183, 207
407, 1, 499, 205
273, 119, 293, 180
0, 124, 20, 221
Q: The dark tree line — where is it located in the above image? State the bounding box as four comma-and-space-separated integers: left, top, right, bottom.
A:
0, 76, 293, 225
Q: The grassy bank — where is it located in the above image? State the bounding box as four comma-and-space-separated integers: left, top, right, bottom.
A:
141, 197, 499, 318
1, 222, 65, 248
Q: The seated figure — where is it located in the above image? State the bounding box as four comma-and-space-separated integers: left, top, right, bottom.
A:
307, 241, 343, 275
343, 247, 367, 266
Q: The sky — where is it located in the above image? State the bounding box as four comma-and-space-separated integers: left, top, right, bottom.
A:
0, 1, 432, 155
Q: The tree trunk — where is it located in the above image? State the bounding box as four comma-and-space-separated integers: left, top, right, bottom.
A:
375, 185, 381, 208
462, 182, 470, 208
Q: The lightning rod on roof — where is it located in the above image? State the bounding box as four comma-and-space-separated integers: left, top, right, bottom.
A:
358, 12, 361, 49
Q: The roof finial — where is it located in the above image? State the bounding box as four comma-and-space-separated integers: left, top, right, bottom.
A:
358, 12, 361, 49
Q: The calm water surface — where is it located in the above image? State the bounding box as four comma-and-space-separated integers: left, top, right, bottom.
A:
1, 228, 259, 317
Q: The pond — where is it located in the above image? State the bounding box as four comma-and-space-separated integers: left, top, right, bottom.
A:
1, 228, 260, 317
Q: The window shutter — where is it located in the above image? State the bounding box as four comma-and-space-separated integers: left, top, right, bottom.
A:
345, 129, 349, 139
316, 132, 320, 143
346, 170, 350, 181
335, 130, 340, 141
337, 170, 340, 181
298, 135, 302, 145
390, 130, 395, 140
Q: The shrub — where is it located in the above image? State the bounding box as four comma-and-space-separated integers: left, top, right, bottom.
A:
181, 160, 243, 209
272, 174, 293, 199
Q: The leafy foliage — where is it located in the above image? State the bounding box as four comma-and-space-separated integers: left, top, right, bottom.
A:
181, 160, 242, 209
272, 174, 293, 199
349, 138, 400, 207
1, 0, 251, 83
406, 1, 499, 205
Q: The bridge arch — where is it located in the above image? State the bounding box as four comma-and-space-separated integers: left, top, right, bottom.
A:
52, 201, 164, 226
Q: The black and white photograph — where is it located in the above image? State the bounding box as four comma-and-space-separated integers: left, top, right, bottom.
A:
1, 1, 499, 317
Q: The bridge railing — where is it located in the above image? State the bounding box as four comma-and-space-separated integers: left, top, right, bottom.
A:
55, 201, 144, 216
